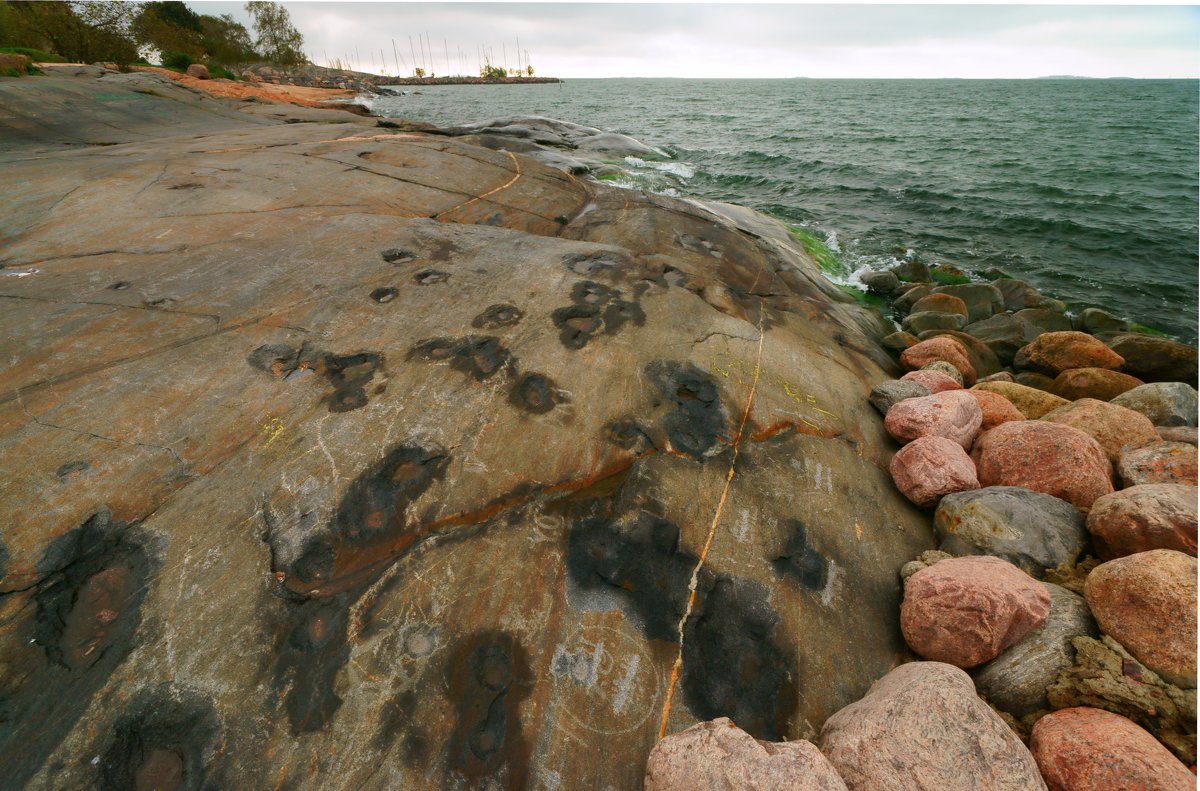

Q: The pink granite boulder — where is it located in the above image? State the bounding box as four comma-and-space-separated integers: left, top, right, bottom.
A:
1117, 441, 1199, 487
645, 717, 848, 791
889, 436, 980, 508
901, 337, 978, 386
901, 555, 1051, 668
974, 421, 1114, 509
900, 369, 963, 394
1086, 484, 1198, 559
884, 390, 982, 449
968, 389, 1025, 432
1014, 331, 1125, 376
1030, 707, 1194, 791
1040, 398, 1160, 464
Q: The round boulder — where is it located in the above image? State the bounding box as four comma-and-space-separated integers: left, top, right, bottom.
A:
902, 311, 966, 336
1048, 367, 1144, 402
968, 389, 1025, 432
971, 381, 1068, 419
1158, 426, 1198, 445
1086, 484, 1198, 559
882, 331, 919, 354
901, 555, 1051, 668
885, 390, 983, 449
972, 583, 1098, 717
1030, 707, 1194, 791
1117, 441, 1199, 487
901, 369, 962, 394
901, 337, 977, 386
910, 293, 969, 318
930, 283, 1005, 324
921, 360, 964, 386
1105, 333, 1198, 384
1084, 549, 1197, 688
820, 662, 1047, 791
918, 330, 1005, 379
860, 269, 900, 295
1014, 331, 1125, 376
868, 379, 930, 416
889, 436, 980, 509
645, 718, 848, 791
974, 420, 1113, 509
1111, 382, 1199, 428
933, 486, 1087, 578
1040, 398, 1160, 464
185, 63, 210, 80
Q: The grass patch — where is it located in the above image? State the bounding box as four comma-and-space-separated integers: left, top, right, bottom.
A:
837, 283, 887, 310
0, 47, 65, 62
787, 226, 846, 277
930, 265, 971, 286
596, 172, 623, 182
209, 66, 241, 81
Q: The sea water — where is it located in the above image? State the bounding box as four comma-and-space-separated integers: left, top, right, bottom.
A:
373, 78, 1199, 342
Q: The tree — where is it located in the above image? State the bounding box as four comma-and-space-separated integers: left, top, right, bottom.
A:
413, 66, 424, 78
198, 13, 255, 64
134, 1, 203, 60
244, 1, 302, 67
479, 63, 505, 80
2, 1, 141, 64
525, 65, 534, 77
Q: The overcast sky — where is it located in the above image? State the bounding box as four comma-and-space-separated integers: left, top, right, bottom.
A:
193, 2, 1200, 79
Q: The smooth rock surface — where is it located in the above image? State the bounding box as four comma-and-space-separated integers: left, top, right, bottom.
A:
901, 556, 1051, 668
934, 487, 1087, 578
911, 293, 968, 318
917, 329, 1005, 379
644, 718, 848, 791
968, 390, 1025, 432
901, 369, 963, 394
1040, 398, 1160, 464
885, 390, 983, 449
819, 662, 1048, 791
890, 437, 981, 508
1117, 441, 1199, 487
901, 337, 977, 386
869, 379, 930, 416
974, 421, 1114, 509
1015, 331, 1125, 376
1158, 426, 1198, 445
1111, 382, 1199, 428
972, 382, 1069, 419
1030, 707, 1194, 791
902, 310, 966, 335
1016, 371, 1058, 391
1084, 550, 1198, 688
860, 269, 899, 294
1105, 334, 1199, 385
881, 331, 919, 353
1087, 485, 1198, 559
921, 360, 965, 386
1048, 367, 1143, 401
1077, 307, 1131, 335
973, 583, 1097, 717
1015, 308, 1073, 335
964, 314, 1033, 366
930, 283, 1005, 324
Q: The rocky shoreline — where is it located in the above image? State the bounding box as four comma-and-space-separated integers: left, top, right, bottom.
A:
1, 65, 1196, 790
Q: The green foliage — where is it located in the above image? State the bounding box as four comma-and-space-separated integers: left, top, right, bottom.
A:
160, 49, 191, 70
1129, 322, 1170, 338
413, 66, 425, 78
197, 13, 254, 65
929, 265, 971, 285
479, 63, 506, 79
525, 65, 534, 77
208, 64, 239, 80
1, 1, 141, 65
244, 1, 303, 67
0, 46, 66, 61
133, 1, 202, 59
837, 283, 887, 310
787, 226, 846, 277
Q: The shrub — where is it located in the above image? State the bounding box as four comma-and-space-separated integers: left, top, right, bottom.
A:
0, 47, 66, 62
161, 50, 192, 70
208, 65, 239, 80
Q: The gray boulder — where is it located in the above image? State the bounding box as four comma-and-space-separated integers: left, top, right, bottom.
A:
1015, 308, 1072, 335
933, 486, 1088, 578
931, 283, 1005, 324
902, 310, 966, 335
882, 331, 919, 354
965, 314, 1035, 366
993, 279, 1046, 312
861, 269, 900, 294
1110, 382, 1198, 428
972, 583, 1098, 717
894, 284, 933, 313
1077, 307, 1130, 335
892, 260, 931, 283
870, 379, 932, 416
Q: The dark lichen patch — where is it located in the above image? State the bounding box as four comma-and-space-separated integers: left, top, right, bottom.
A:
772, 519, 829, 592
373, 690, 427, 764
275, 595, 354, 733
414, 269, 450, 285
566, 511, 695, 642
370, 287, 398, 304
561, 251, 628, 277
98, 684, 221, 791
247, 343, 383, 413
144, 297, 176, 309
681, 575, 796, 741
446, 631, 531, 788
552, 304, 603, 349
571, 280, 615, 306
553, 278, 647, 349
645, 361, 730, 460
472, 303, 524, 330
55, 460, 91, 481
602, 300, 646, 335
108, 281, 131, 290
604, 418, 656, 453
409, 336, 513, 381
381, 248, 415, 264
509, 373, 562, 414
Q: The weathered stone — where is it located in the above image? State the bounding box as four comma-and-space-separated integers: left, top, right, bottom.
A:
901, 337, 976, 386
971, 381, 1070, 419
930, 283, 1005, 323
1105, 334, 1199, 385
901, 556, 1051, 668
860, 269, 900, 294
992, 279, 1043, 311
979, 371, 1015, 383
819, 662, 1047, 791
1118, 441, 1199, 487
1047, 634, 1198, 765
929, 263, 970, 286
1111, 382, 1199, 428
934, 487, 1087, 578
964, 313, 1032, 366
1158, 426, 1198, 445
917, 329, 1005, 379
1031, 707, 1194, 791
1087, 485, 1198, 560
910, 293, 968, 318
1084, 550, 1197, 688
901, 369, 963, 394
974, 421, 1113, 509
1040, 398, 1160, 464
894, 284, 933, 312
968, 390, 1025, 432
1015, 331, 1125, 376
869, 379, 931, 416
902, 310, 966, 335
890, 436, 981, 508
885, 390, 982, 449
1077, 307, 1131, 335
899, 549, 953, 581
881, 331, 919, 354
973, 583, 1097, 717
892, 260, 931, 283
185, 63, 210, 80
1015, 308, 1073, 335
645, 718, 848, 791
1048, 368, 1144, 402
921, 360, 964, 385
1016, 371, 1057, 391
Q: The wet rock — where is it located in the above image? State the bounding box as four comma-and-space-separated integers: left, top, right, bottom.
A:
1111, 382, 1199, 428
930, 263, 970, 286
901, 337, 977, 386
918, 329, 1005, 379
644, 718, 848, 791
911, 293, 969, 318
1016, 371, 1057, 391
1158, 426, 1198, 445
1046, 635, 1197, 765
968, 389, 1025, 432
1040, 398, 1159, 464
869, 379, 930, 416
881, 330, 918, 354
1015, 331, 1125, 376
921, 360, 964, 386
819, 662, 1047, 790
930, 283, 1005, 324
890, 436, 981, 508
891, 260, 931, 283
1087, 485, 1198, 560
993, 279, 1048, 312
974, 421, 1113, 509
1084, 550, 1197, 688
1048, 368, 1144, 401
901, 369, 963, 394
933, 487, 1087, 578
973, 583, 1096, 718
1105, 334, 1199, 384
1014, 308, 1073, 335
1117, 441, 1199, 487
902, 310, 966, 335
964, 314, 1032, 366
971, 381, 1070, 419
1077, 307, 1131, 335
1030, 707, 1194, 791
901, 555, 1051, 668
885, 390, 982, 449
860, 269, 899, 294
894, 284, 933, 313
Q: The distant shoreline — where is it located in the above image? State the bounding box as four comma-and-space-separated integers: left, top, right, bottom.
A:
380, 76, 562, 86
